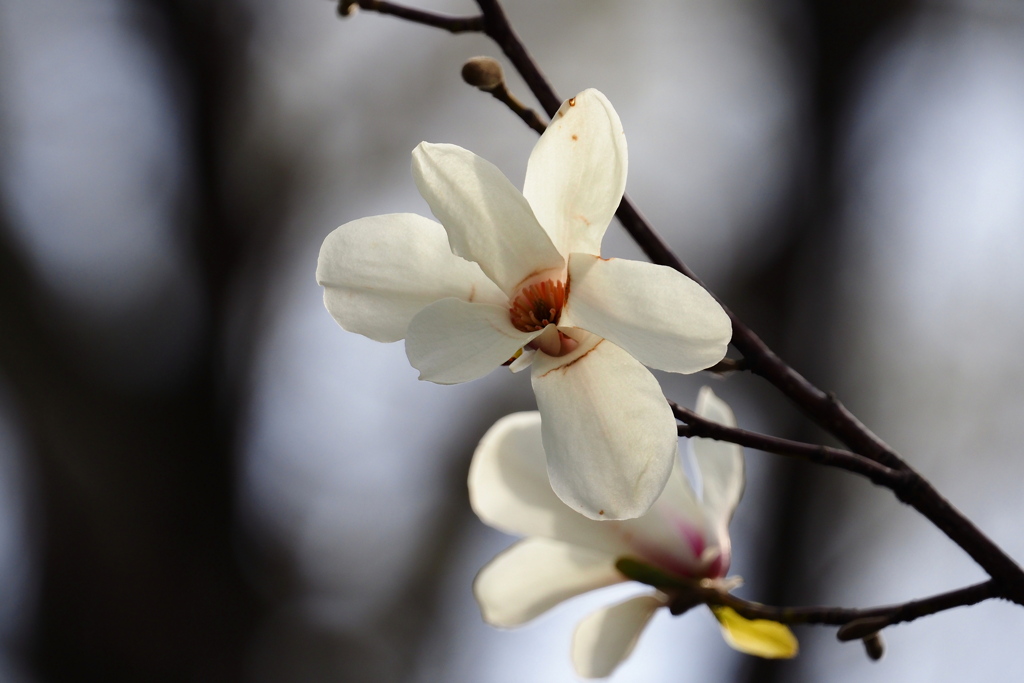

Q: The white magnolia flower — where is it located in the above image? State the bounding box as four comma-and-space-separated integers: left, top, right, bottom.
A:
469, 387, 797, 678
317, 89, 731, 519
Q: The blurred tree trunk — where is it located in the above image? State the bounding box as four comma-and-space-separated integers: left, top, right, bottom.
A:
736, 0, 916, 680
0, 1, 292, 679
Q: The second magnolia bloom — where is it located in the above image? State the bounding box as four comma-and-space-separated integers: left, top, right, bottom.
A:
317, 88, 731, 519
469, 387, 798, 678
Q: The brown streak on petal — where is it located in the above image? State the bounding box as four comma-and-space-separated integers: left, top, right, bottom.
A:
467, 284, 476, 302
537, 339, 604, 378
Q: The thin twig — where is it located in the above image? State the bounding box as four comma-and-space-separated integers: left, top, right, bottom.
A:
339, 0, 484, 32
671, 402, 903, 488
475, 0, 561, 114
673, 392, 1024, 600
680, 580, 999, 629
477, 83, 546, 134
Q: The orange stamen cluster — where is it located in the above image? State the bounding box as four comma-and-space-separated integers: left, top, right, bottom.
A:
509, 279, 566, 333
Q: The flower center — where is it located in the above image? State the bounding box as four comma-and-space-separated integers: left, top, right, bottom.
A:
509, 279, 566, 333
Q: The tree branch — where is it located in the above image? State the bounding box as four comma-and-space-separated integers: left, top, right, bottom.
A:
671, 402, 903, 488
673, 400, 1024, 602
461, 57, 547, 134
338, 0, 484, 33
677, 580, 1000, 630
475, 0, 561, 115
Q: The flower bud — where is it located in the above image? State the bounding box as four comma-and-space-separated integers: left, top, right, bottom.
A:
863, 632, 885, 661
462, 57, 504, 91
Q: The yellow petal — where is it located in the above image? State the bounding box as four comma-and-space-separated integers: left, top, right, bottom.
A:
712, 606, 799, 659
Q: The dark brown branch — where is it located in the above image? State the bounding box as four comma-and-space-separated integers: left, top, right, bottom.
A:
672, 402, 1024, 602
461, 57, 547, 134
732, 580, 998, 628
613, 200, 902, 466
482, 82, 546, 134
340, 0, 484, 32
671, 402, 903, 488
627, 557, 999, 635
475, 0, 561, 115
677, 580, 999, 630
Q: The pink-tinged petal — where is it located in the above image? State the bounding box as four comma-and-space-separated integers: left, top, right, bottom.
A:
468, 412, 635, 557
571, 594, 665, 678
609, 459, 718, 579
412, 143, 565, 296
317, 213, 506, 342
522, 89, 627, 257
627, 389, 744, 579
405, 299, 534, 384
473, 537, 623, 628
564, 254, 731, 374
691, 387, 745, 532
531, 335, 676, 520
469, 409, 716, 577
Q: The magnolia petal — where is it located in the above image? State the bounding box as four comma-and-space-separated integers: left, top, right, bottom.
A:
316, 213, 506, 342
473, 537, 622, 628
522, 89, 627, 258
712, 606, 799, 659
406, 299, 533, 384
468, 411, 634, 557
531, 336, 677, 520
692, 387, 745, 530
614, 458, 714, 577
507, 347, 535, 373
412, 142, 564, 296
468, 410, 714, 574
652, 458, 704, 527
564, 254, 731, 374
571, 594, 664, 678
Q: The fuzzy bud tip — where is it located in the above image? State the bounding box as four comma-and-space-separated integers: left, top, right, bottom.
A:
863, 632, 885, 661
461, 57, 504, 91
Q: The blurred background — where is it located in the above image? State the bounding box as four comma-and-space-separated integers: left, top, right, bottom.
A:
1, 0, 1024, 681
